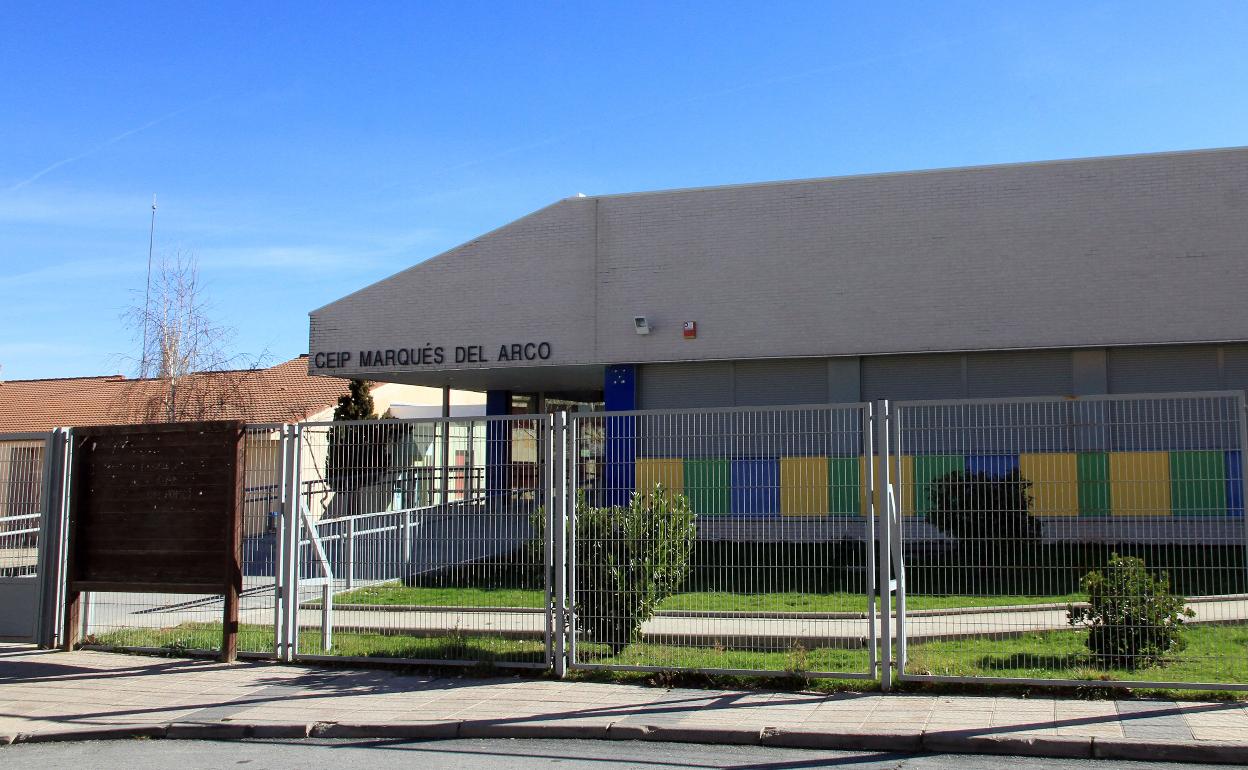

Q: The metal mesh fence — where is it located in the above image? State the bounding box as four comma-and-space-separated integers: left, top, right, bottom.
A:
892, 392, 1248, 689
0, 435, 46, 578
566, 405, 876, 678
47, 392, 1248, 689
292, 416, 551, 667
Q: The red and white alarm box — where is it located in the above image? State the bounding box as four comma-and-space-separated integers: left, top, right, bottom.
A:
682, 321, 697, 339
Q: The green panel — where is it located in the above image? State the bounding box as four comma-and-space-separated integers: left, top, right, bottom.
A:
912, 455, 965, 518
1077, 452, 1111, 517
1170, 451, 1227, 517
684, 458, 730, 516
827, 457, 860, 515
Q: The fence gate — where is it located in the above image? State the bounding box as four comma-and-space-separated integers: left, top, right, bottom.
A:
563, 404, 880, 680
0, 430, 66, 642
888, 391, 1248, 692
286, 414, 555, 669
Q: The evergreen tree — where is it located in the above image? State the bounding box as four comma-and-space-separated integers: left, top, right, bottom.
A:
334, 380, 375, 421
327, 380, 380, 492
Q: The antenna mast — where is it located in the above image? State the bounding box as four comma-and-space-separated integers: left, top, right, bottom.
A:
141, 194, 156, 376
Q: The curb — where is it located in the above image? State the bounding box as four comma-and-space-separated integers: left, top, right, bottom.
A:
609, 724, 759, 745
1093, 737, 1248, 765
13, 725, 168, 744
923, 731, 1092, 759
761, 727, 923, 752
461, 720, 610, 739
311, 721, 458, 739
4, 720, 1248, 764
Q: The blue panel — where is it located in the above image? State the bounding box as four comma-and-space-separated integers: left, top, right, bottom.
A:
486, 390, 512, 497
604, 364, 637, 410
604, 365, 637, 505
485, 390, 511, 416
966, 454, 1019, 478
1227, 450, 1244, 517
730, 458, 780, 515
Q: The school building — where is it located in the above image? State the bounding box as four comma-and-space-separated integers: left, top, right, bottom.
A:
308, 147, 1248, 525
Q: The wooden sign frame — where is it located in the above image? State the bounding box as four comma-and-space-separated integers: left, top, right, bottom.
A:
61, 420, 245, 661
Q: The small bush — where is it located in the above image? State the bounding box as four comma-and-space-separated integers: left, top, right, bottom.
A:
574, 486, 696, 652
1067, 553, 1194, 669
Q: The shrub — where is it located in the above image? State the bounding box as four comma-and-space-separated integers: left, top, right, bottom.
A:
1067, 553, 1194, 669
927, 469, 1041, 580
574, 486, 696, 652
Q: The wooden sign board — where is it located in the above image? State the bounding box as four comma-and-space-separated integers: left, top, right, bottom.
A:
63, 420, 245, 660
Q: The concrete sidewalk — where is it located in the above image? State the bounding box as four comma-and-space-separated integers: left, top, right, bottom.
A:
0, 645, 1246, 763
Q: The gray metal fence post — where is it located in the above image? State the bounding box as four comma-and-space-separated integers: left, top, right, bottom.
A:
271, 424, 289, 657
280, 424, 302, 662
1240, 392, 1248, 594
863, 405, 877, 676
35, 428, 68, 649
345, 518, 356, 591
553, 412, 568, 677
274, 513, 286, 655
565, 415, 578, 668
891, 404, 907, 673
875, 400, 893, 691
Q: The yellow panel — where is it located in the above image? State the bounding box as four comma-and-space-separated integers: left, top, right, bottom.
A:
636, 458, 684, 495
1109, 451, 1172, 517
858, 455, 914, 516
780, 457, 829, 516
1019, 453, 1079, 516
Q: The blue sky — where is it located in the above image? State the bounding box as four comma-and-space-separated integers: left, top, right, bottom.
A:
3, 2, 1247, 380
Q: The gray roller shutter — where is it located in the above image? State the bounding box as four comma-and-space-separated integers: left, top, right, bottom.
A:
733, 359, 828, 405
1222, 343, 1248, 390
637, 362, 733, 409
1107, 345, 1221, 393
861, 353, 964, 401
966, 350, 1074, 398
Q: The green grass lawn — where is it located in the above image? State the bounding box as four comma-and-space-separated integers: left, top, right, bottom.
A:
575, 640, 870, 674
328, 583, 547, 608
328, 582, 1081, 614
905, 624, 1248, 686
90, 623, 547, 663
89, 624, 277, 655
91, 623, 864, 673
91, 621, 1248, 693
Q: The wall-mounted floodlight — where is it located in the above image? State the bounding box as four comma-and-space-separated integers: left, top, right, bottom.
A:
634, 316, 651, 335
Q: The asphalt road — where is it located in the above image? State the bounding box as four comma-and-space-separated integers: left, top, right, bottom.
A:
0, 738, 1228, 770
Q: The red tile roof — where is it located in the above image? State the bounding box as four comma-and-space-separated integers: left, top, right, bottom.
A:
0, 356, 351, 432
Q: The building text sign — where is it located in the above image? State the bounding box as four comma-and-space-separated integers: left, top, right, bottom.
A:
314, 341, 552, 370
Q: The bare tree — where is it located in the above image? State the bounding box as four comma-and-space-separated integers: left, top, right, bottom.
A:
120, 251, 262, 423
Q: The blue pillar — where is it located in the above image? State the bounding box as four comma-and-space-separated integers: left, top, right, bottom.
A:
604, 365, 637, 506
485, 390, 511, 499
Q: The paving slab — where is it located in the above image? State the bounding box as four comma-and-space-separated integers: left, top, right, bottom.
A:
0, 644, 1245, 763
